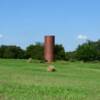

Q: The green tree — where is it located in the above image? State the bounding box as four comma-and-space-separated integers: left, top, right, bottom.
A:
54, 44, 65, 60
76, 41, 98, 62
0, 45, 6, 58
26, 43, 44, 60
65, 51, 76, 61
0, 45, 25, 59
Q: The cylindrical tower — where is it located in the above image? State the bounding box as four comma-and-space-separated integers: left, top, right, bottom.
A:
44, 35, 55, 63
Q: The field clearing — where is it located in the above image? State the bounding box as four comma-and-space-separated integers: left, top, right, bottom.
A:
0, 59, 100, 100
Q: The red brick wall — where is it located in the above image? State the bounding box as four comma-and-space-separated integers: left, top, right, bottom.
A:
44, 36, 55, 62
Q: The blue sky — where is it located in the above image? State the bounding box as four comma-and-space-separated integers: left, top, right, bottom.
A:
0, 0, 100, 51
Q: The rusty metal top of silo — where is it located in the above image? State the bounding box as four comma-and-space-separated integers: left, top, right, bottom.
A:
45, 35, 55, 38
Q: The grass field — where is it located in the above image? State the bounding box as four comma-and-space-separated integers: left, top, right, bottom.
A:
0, 59, 100, 100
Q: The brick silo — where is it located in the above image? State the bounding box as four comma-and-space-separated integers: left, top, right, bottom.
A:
44, 35, 55, 63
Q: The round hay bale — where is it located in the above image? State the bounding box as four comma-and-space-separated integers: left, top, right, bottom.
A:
27, 58, 32, 63
47, 65, 56, 72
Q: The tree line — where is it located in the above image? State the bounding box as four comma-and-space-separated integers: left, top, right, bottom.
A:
0, 40, 100, 62
66, 40, 100, 62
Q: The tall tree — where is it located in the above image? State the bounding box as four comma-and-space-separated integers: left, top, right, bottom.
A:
26, 43, 44, 60
76, 41, 99, 61
54, 44, 65, 60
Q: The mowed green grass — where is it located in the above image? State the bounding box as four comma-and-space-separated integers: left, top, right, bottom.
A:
0, 59, 100, 100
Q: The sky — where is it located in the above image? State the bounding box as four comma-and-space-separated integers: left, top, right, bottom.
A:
0, 0, 100, 51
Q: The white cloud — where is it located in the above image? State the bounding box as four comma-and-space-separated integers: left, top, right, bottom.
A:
0, 34, 3, 38
77, 34, 88, 40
